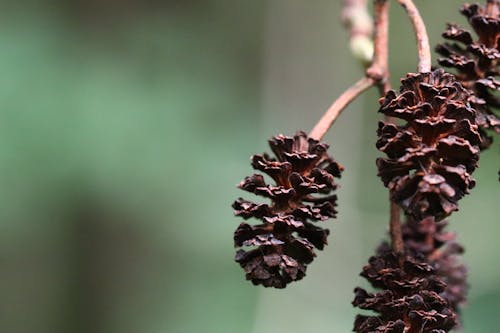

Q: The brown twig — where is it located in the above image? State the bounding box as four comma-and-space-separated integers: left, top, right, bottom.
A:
366, 0, 390, 94
309, 77, 375, 140
311, 1, 404, 254
370, 1, 404, 255
397, 0, 431, 72
486, 0, 500, 16
309, 0, 390, 141
390, 201, 404, 256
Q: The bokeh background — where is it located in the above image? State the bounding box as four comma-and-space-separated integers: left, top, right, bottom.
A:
0, 1, 498, 332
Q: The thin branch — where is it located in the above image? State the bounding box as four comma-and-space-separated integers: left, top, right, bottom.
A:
397, 0, 431, 72
366, 0, 391, 94
309, 77, 375, 140
486, 0, 500, 16
313, 1, 403, 254
390, 202, 404, 256
367, 1, 404, 255
310, 1, 391, 141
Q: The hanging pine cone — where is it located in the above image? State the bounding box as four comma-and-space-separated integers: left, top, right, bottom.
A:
436, 0, 500, 149
402, 218, 468, 320
352, 216, 467, 332
352, 244, 458, 333
377, 69, 482, 221
352, 244, 457, 333
233, 131, 343, 288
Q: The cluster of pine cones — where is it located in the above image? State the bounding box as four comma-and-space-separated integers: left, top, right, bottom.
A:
231, 1, 498, 332
353, 2, 498, 332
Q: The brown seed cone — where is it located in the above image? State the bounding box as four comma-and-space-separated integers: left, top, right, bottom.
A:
233, 131, 343, 288
402, 218, 468, 321
352, 217, 467, 333
352, 246, 458, 333
377, 69, 481, 221
436, 0, 500, 149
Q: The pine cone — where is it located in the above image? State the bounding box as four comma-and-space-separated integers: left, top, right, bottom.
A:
352, 246, 458, 333
436, 0, 500, 148
352, 217, 467, 332
377, 69, 481, 221
402, 218, 468, 318
233, 131, 343, 288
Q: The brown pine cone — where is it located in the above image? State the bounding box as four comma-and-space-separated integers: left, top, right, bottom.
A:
352, 217, 467, 332
233, 131, 343, 288
402, 218, 468, 320
377, 69, 481, 221
436, 0, 500, 149
352, 246, 458, 333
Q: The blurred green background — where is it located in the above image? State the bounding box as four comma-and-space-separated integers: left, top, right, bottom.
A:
0, 1, 497, 332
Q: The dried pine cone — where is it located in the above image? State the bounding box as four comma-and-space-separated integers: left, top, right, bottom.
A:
402, 218, 468, 319
233, 131, 343, 288
436, 0, 500, 148
352, 217, 467, 332
352, 245, 458, 333
377, 69, 482, 221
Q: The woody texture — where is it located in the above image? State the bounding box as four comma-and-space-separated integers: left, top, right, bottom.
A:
376, 69, 481, 221
230, 0, 497, 331
436, 0, 500, 148
352, 217, 467, 333
233, 132, 343, 288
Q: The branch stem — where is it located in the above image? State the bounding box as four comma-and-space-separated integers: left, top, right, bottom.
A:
369, 1, 404, 254
390, 201, 404, 256
309, 77, 375, 140
486, 0, 499, 16
310, 0, 394, 141
366, 0, 390, 94
397, 0, 431, 72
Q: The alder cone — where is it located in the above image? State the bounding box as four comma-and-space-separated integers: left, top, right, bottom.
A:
377, 69, 481, 221
402, 218, 468, 321
352, 217, 467, 332
352, 247, 458, 333
436, 0, 500, 148
233, 131, 343, 288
